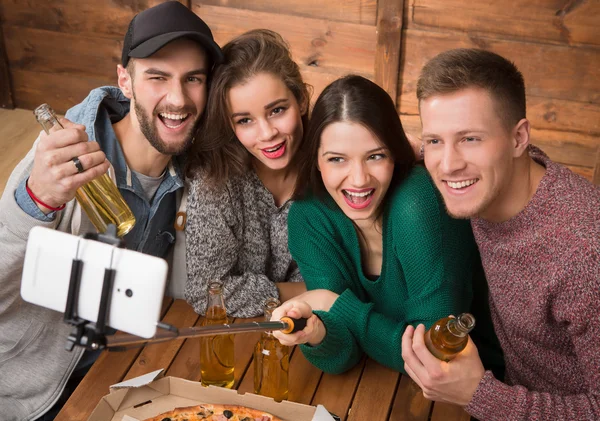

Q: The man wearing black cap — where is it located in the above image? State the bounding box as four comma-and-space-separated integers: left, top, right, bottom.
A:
0, 3, 222, 420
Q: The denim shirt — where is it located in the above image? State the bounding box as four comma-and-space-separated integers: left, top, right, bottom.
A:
15, 86, 183, 258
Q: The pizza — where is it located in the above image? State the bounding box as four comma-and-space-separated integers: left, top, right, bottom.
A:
142, 403, 284, 421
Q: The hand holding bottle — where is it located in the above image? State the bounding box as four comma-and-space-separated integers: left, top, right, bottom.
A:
31, 104, 135, 236
424, 313, 476, 362
271, 300, 326, 347
28, 118, 110, 212
401, 322, 485, 406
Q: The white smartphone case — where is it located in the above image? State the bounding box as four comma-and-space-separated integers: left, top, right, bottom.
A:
21, 226, 168, 338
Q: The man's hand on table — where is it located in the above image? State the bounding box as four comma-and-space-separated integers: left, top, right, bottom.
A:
401, 323, 485, 406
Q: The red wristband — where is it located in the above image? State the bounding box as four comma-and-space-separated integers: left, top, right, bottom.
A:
25, 180, 66, 212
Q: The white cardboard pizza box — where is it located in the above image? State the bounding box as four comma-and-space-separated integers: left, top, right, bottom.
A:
88, 369, 335, 421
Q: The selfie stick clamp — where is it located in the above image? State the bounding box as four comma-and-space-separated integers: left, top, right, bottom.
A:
63, 224, 124, 352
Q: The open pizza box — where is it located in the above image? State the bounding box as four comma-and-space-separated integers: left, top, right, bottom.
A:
88, 369, 336, 421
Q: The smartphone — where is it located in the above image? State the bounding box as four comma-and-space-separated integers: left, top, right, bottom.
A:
21, 226, 168, 338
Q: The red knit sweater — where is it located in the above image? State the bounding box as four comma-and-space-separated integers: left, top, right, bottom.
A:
465, 153, 600, 420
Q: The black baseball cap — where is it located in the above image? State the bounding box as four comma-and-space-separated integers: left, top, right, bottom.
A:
121, 1, 223, 67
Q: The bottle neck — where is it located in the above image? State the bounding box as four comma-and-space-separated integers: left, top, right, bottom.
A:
207, 292, 226, 310
261, 298, 280, 338
263, 298, 280, 322
34, 104, 63, 134
206, 282, 226, 319
446, 313, 475, 337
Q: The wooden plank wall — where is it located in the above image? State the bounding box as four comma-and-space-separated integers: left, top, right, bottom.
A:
0, 18, 13, 109
0, 0, 187, 112
192, 0, 380, 102
0, 0, 598, 183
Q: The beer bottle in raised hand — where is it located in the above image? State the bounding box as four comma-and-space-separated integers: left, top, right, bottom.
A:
424, 313, 475, 362
34, 104, 136, 237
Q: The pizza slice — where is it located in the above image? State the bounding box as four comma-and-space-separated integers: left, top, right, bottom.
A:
142, 403, 284, 421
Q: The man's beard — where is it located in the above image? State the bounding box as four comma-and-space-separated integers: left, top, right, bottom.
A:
133, 92, 197, 156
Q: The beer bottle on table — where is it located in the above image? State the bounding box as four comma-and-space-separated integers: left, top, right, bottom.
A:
199, 282, 234, 388
424, 313, 475, 362
34, 104, 136, 237
254, 298, 290, 402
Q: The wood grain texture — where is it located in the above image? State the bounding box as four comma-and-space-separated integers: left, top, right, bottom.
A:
193, 4, 376, 76
49, 295, 472, 421
235, 347, 258, 395
190, 3, 378, 104
0, 24, 13, 109
346, 359, 400, 421
164, 315, 206, 382
198, 0, 377, 25
286, 348, 324, 404
567, 164, 595, 181
397, 28, 600, 107
4, 26, 121, 79
529, 129, 599, 168
430, 401, 471, 421
4, 24, 119, 113
410, 0, 600, 46
388, 375, 432, 421
0, 0, 184, 37
10, 69, 115, 114
526, 97, 600, 135
375, 0, 404, 103
55, 347, 145, 421
311, 358, 366, 421
0, 108, 39, 193
124, 299, 199, 381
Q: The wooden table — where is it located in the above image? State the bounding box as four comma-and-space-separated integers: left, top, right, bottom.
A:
56, 298, 471, 421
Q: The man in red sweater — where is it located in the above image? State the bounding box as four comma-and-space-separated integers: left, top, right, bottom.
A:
401, 48, 599, 420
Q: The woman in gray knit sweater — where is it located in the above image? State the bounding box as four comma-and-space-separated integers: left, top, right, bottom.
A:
184, 30, 308, 317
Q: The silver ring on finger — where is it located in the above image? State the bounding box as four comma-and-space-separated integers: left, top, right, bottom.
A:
72, 156, 84, 174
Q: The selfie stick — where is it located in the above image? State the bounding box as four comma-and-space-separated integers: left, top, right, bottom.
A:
63, 224, 124, 352
61, 225, 308, 352
105, 316, 308, 350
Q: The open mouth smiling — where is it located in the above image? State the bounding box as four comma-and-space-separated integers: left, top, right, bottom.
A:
343, 189, 374, 203
158, 112, 192, 129
342, 189, 375, 209
445, 178, 479, 189
263, 142, 284, 153
261, 141, 287, 159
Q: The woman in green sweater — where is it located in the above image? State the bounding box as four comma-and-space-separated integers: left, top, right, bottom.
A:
272, 75, 481, 374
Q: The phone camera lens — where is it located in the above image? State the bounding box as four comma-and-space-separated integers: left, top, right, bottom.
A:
125, 289, 133, 297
